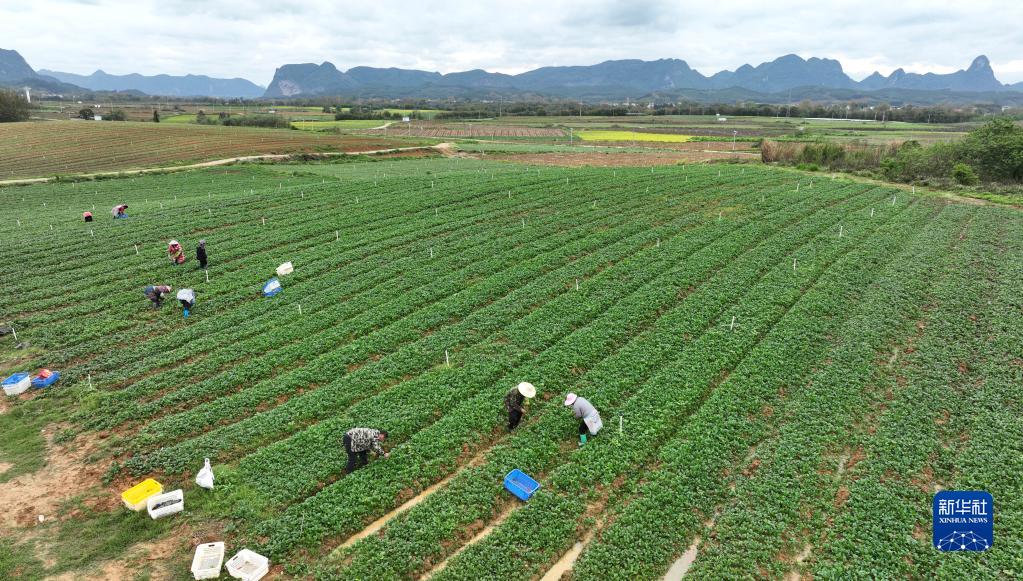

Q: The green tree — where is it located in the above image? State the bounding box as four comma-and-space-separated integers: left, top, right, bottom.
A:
153, 109, 160, 123
957, 118, 1023, 182
0, 89, 31, 122
78, 107, 95, 120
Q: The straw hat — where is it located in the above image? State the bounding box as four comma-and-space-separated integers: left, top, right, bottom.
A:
516, 381, 536, 399
564, 393, 577, 406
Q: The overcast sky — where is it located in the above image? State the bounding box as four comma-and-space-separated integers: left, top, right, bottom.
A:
4, 0, 1023, 86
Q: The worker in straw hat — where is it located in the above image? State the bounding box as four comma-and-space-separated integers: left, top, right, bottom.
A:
564, 393, 602, 446
504, 381, 536, 432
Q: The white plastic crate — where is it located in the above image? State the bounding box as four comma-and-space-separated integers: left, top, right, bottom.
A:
191, 542, 225, 580
146, 489, 184, 519
226, 549, 269, 581
276, 261, 294, 276
2, 372, 30, 396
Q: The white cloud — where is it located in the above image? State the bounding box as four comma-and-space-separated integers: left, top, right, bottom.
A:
2, 0, 1022, 85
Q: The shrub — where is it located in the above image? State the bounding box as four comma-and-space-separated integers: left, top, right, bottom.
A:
952, 163, 979, 185
78, 107, 95, 120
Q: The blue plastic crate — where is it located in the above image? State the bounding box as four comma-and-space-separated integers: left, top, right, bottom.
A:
262, 278, 282, 297
3, 372, 31, 396
32, 371, 60, 389
504, 469, 540, 501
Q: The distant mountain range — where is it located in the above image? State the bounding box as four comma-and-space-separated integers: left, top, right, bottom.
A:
0, 49, 262, 98
3, 46, 1023, 103
264, 54, 1023, 101
38, 69, 264, 98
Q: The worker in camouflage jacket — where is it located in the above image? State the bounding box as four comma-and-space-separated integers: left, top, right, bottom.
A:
504, 381, 536, 431
343, 427, 389, 474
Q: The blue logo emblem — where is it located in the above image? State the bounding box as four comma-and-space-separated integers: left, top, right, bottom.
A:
933, 491, 993, 552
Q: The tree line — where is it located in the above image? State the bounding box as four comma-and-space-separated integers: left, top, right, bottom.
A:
762, 118, 1023, 189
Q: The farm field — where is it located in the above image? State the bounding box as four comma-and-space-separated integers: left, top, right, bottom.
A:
292, 119, 391, 131
0, 158, 1021, 580
0, 121, 428, 180
368, 123, 565, 138
577, 130, 693, 143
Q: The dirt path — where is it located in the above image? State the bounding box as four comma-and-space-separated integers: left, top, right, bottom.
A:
0, 430, 102, 530
663, 512, 719, 580
419, 504, 516, 580
44, 538, 178, 581
0, 144, 450, 187
540, 527, 599, 581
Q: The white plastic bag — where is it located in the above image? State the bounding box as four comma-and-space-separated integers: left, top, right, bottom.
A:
196, 458, 214, 490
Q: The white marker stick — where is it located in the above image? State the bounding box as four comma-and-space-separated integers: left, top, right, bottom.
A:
205, 270, 209, 283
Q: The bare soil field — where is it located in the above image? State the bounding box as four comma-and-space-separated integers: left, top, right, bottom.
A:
368, 123, 564, 138
0, 121, 422, 179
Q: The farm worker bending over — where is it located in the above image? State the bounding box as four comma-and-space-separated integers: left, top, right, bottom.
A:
144, 285, 172, 308
112, 204, 129, 219
196, 240, 208, 270
504, 381, 536, 432
83, 211, 93, 222
565, 393, 602, 446
177, 288, 195, 318
167, 240, 186, 265
343, 427, 389, 474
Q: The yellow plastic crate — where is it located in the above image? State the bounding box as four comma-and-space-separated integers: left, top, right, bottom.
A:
122, 478, 163, 511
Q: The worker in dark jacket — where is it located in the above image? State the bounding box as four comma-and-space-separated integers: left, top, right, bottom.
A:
504, 381, 536, 431
196, 239, 208, 269
343, 427, 388, 474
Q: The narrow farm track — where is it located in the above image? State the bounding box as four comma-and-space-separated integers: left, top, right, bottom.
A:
2, 157, 1018, 580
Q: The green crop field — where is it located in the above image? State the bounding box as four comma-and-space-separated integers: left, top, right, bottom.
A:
0, 158, 1020, 579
